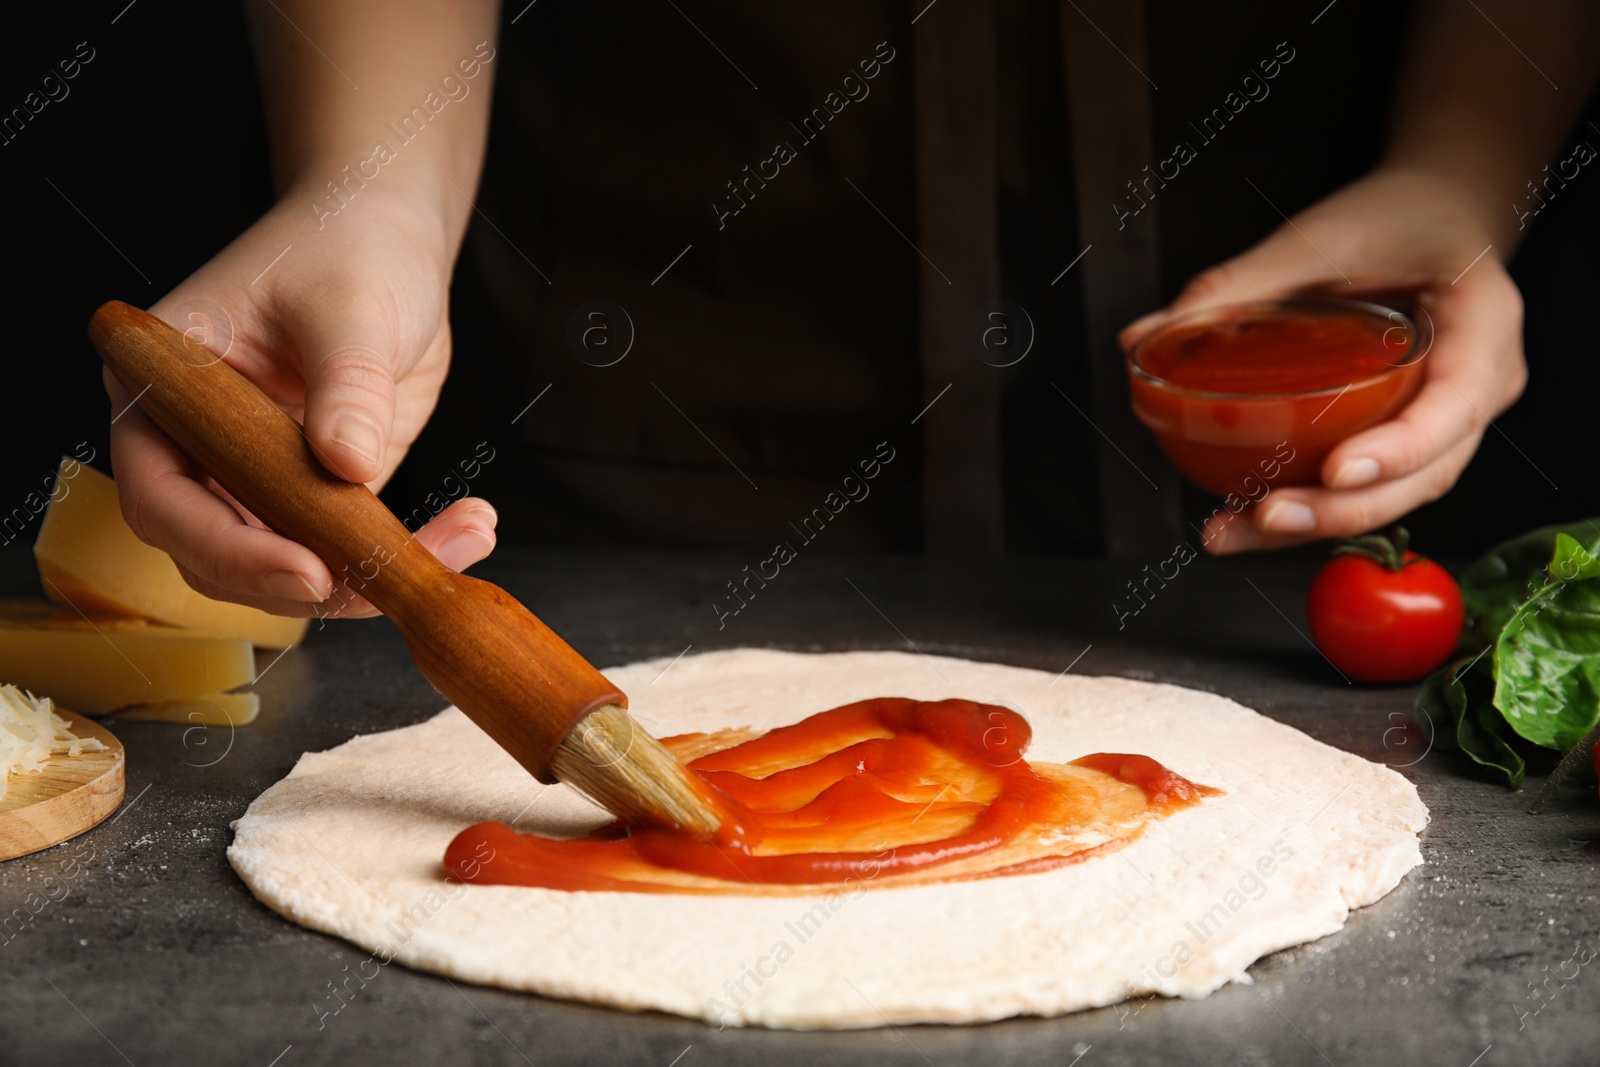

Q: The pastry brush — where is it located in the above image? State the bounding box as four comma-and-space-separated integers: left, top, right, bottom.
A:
88, 300, 720, 835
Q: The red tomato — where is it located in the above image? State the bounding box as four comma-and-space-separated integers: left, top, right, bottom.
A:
1305, 530, 1463, 684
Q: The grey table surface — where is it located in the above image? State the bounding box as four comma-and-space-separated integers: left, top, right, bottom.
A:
1, 548, 1595, 1067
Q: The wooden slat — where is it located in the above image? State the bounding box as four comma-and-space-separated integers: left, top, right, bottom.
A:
1059, 0, 1184, 556
913, 0, 1004, 555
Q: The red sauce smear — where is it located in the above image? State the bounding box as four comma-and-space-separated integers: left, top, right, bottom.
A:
445, 697, 1219, 895
1137, 305, 1408, 394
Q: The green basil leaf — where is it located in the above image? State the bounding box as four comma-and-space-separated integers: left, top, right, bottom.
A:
1493, 552, 1600, 752
1459, 519, 1600, 649
1416, 657, 1469, 754
1460, 699, 1526, 788
1416, 654, 1523, 786
1550, 533, 1600, 581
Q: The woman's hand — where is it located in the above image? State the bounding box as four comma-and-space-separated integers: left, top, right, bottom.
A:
1120, 166, 1527, 553
107, 185, 496, 617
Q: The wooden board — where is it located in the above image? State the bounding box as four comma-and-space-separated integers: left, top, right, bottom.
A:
0, 710, 124, 861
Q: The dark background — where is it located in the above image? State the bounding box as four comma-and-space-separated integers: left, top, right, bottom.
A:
1, 0, 1595, 569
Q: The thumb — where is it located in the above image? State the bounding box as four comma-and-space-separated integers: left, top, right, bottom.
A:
296, 303, 407, 485
1119, 225, 1346, 351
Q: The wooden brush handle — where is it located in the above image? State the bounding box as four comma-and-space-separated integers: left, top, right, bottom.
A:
87, 300, 624, 782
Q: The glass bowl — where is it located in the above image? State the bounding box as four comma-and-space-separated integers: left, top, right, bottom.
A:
1127, 298, 1426, 497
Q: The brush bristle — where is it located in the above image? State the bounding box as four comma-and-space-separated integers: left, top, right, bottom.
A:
549, 704, 722, 835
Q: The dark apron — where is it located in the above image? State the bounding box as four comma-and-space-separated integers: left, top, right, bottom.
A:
398, 1, 1405, 556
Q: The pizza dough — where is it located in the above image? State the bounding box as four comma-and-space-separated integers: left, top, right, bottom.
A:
229, 649, 1427, 1029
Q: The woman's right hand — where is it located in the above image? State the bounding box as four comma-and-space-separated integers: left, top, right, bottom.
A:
107, 184, 497, 619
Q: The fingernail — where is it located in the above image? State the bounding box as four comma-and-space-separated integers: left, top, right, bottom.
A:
265, 570, 327, 602
331, 413, 384, 466
439, 526, 495, 565
1331, 457, 1380, 489
1261, 500, 1316, 533
463, 502, 498, 528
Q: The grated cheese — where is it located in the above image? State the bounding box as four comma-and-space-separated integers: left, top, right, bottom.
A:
0, 683, 108, 801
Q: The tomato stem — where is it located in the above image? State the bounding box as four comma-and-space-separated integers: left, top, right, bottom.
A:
1331, 526, 1412, 571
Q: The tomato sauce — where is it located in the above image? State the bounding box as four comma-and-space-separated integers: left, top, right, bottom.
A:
1128, 300, 1424, 496
444, 697, 1219, 895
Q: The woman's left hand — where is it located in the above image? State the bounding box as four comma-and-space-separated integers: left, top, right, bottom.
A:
1120, 165, 1528, 553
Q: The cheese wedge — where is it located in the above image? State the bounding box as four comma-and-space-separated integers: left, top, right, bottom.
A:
34, 457, 308, 650
0, 601, 254, 714
113, 692, 260, 726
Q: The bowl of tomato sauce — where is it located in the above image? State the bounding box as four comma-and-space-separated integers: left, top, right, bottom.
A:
1127, 299, 1426, 497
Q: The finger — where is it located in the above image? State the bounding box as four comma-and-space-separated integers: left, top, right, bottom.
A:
412, 497, 499, 572
1203, 432, 1482, 554
295, 290, 413, 485
320, 497, 498, 617
1319, 274, 1525, 489
176, 497, 499, 620
111, 415, 337, 608
105, 370, 337, 607
1192, 505, 1264, 556
173, 563, 347, 620
1119, 225, 1347, 351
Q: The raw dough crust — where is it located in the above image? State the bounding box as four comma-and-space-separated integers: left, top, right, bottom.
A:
229, 650, 1427, 1029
